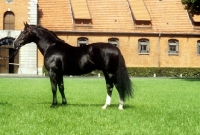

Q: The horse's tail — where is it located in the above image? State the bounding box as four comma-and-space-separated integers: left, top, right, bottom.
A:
116, 52, 133, 101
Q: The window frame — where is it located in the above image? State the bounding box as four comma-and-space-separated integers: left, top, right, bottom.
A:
6, 0, 13, 3
168, 39, 179, 55
108, 38, 119, 47
3, 11, 15, 30
138, 38, 149, 54
77, 37, 88, 47
0, 37, 15, 48
197, 40, 200, 55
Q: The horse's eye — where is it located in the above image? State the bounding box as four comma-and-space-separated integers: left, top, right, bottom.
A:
22, 31, 27, 34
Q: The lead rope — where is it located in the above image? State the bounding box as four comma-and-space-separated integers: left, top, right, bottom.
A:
0, 48, 20, 60
8, 49, 19, 59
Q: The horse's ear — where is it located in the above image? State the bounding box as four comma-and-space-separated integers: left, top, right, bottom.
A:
23, 22, 29, 29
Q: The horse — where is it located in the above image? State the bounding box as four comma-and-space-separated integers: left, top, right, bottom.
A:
14, 22, 133, 110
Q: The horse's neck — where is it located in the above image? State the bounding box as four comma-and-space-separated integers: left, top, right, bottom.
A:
35, 38, 52, 56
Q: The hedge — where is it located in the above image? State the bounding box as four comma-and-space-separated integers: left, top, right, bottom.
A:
127, 67, 200, 77
43, 66, 200, 78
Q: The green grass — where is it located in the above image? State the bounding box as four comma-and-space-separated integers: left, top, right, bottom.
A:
0, 77, 200, 135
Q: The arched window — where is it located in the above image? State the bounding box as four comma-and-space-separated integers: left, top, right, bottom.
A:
138, 38, 149, 54
197, 40, 200, 55
6, 0, 13, 3
3, 11, 15, 30
108, 38, 119, 47
0, 37, 15, 46
77, 37, 88, 47
168, 39, 178, 54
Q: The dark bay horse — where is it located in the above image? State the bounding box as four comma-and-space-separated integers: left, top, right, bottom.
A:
14, 22, 133, 110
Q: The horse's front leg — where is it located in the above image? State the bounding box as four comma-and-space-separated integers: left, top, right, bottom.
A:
102, 74, 114, 109
49, 70, 58, 108
57, 74, 67, 105
102, 83, 113, 109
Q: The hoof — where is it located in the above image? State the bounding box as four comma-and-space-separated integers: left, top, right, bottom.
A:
62, 101, 67, 105
50, 105, 56, 108
118, 104, 124, 110
62, 99, 67, 105
102, 106, 107, 110
50, 103, 57, 108
118, 107, 124, 110
102, 104, 109, 110
62, 103, 67, 106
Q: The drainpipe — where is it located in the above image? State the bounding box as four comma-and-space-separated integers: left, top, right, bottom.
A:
158, 33, 161, 67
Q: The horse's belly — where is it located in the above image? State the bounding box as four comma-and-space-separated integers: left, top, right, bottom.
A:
63, 63, 96, 75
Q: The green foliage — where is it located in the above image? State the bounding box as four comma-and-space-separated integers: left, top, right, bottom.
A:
127, 67, 200, 77
0, 78, 200, 134
42, 65, 48, 76
182, 0, 200, 16
42, 66, 103, 77
43, 65, 200, 77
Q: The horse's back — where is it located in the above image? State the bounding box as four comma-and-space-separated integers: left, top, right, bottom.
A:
88, 43, 120, 71
45, 42, 121, 75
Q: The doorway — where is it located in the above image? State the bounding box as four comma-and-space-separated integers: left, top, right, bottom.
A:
0, 47, 19, 73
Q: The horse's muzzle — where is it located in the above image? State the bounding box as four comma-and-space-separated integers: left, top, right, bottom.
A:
13, 41, 23, 49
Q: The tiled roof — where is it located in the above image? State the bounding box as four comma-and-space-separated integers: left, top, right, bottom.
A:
38, 0, 198, 34
144, 0, 193, 33
39, 0, 73, 30
87, 0, 133, 31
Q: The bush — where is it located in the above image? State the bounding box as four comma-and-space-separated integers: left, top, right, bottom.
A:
127, 67, 200, 77
43, 66, 200, 78
42, 66, 103, 77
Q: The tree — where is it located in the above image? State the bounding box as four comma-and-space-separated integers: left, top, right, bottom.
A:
182, 0, 200, 16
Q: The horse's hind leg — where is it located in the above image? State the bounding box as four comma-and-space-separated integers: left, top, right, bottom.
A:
107, 73, 125, 110
115, 81, 125, 110
102, 72, 114, 109
49, 70, 58, 108
57, 74, 67, 105
116, 88, 125, 110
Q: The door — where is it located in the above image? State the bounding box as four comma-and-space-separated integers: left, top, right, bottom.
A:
0, 48, 9, 73
9, 48, 19, 73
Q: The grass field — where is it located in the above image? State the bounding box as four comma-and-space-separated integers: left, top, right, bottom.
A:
0, 77, 200, 135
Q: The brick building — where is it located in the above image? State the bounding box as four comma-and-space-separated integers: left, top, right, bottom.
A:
0, 0, 37, 74
0, 0, 200, 75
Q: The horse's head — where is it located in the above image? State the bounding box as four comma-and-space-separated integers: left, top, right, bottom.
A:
14, 22, 37, 49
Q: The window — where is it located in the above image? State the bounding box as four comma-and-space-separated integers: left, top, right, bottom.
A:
74, 19, 92, 25
6, 0, 13, 3
128, 0, 151, 26
0, 37, 15, 46
77, 37, 88, 47
3, 11, 15, 30
108, 38, 119, 47
138, 38, 149, 54
197, 40, 200, 55
191, 15, 200, 28
168, 39, 178, 54
70, 0, 92, 25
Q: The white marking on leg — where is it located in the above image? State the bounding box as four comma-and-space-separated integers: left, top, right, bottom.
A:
102, 94, 111, 109
118, 104, 124, 110
106, 94, 111, 105
118, 98, 124, 110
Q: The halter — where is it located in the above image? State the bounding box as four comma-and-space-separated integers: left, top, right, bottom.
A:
18, 28, 32, 48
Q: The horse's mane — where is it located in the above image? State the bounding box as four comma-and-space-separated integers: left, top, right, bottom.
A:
33, 25, 65, 43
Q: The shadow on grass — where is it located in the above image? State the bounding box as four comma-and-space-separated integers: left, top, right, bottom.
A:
68, 103, 134, 109
38, 102, 134, 110
171, 77, 200, 82
0, 102, 10, 106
